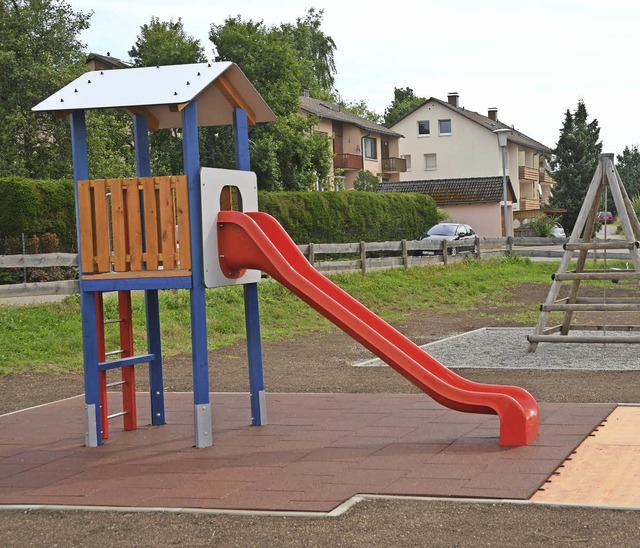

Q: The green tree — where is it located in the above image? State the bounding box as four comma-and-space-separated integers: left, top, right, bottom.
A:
129, 17, 206, 67
279, 8, 336, 98
0, 0, 91, 178
384, 87, 426, 127
616, 145, 640, 202
549, 100, 602, 234
128, 17, 207, 175
340, 99, 382, 124
353, 170, 381, 192
209, 11, 336, 190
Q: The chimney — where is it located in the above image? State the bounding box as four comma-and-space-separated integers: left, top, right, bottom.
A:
447, 92, 459, 107
488, 108, 498, 121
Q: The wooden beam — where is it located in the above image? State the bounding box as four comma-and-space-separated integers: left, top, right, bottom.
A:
215, 74, 257, 125
126, 107, 159, 132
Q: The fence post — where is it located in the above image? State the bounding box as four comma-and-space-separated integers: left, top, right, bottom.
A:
308, 242, 315, 267
506, 236, 513, 255
475, 236, 481, 259
401, 239, 408, 268
441, 240, 448, 265
360, 241, 367, 275
22, 233, 27, 283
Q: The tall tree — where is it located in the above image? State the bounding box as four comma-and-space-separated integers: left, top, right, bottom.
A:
549, 100, 602, 233
0, 0, 91, 178
384, 87, 425, 127
209, 12, 334, 190
616, 145, 640, 201
129, 17, 206, 67
279, 8, 336, 98
128, 17, 207, 175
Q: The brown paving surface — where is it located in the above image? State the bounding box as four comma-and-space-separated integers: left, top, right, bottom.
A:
533, 406, 640, 507
0, 393, 614, 512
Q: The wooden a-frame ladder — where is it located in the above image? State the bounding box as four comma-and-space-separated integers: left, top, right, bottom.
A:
528, 153, 640, 352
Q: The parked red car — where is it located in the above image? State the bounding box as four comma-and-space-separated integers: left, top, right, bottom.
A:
598, 211, 613, 223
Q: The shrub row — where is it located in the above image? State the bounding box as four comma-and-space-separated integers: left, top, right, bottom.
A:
258, 191, 437, 244
0, 177, 76, 252
0, 177, 437, 252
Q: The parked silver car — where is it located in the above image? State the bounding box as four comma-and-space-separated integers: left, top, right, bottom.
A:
551, 223, 566, 238
419, 223, 478, 255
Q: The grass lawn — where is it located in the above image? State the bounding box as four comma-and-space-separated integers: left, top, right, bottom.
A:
0, 256, 587, 375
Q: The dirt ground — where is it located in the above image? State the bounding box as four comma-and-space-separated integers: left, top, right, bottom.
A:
1, 282, 639, 546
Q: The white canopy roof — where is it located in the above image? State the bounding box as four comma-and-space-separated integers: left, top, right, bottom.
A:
33, 62, 276, 130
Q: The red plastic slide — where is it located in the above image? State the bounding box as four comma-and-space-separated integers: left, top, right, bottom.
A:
217, 211, 539, 446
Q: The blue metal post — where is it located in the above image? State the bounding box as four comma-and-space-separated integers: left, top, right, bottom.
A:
182, 101, 212, 447
71, 110, 101, 446
133, 114, 165, 425
233, 107, 267, 425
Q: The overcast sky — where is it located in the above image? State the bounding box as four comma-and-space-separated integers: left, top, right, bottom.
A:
67, 0, 639, 155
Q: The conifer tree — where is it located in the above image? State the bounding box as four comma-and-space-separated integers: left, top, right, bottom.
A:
549, 100, 602, 233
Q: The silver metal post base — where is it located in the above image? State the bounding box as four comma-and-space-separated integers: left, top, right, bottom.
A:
84, 403, 98, 447
194, 403, 212, 448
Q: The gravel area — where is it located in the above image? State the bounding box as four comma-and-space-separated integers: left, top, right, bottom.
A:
355, 327, 640, 371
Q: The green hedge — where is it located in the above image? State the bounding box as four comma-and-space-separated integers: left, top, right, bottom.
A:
0, 177, 76, 251
0, 178, 437, 252
258, 191, 437, 244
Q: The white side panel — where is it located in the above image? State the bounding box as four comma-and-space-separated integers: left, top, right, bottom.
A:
201, 167, 261, 288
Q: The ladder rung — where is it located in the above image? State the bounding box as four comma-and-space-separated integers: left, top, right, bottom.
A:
103, 318, 123, 325
106, 380, 126, 388
107, 411, 128, 420
554, 271, 640, 281
105, 349, 124, 357
542, 303, 640, 312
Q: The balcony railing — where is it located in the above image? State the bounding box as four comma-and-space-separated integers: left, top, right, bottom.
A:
518, 166, 539, 181
381, 157, 407, 173
334, 153, 363, 171
539, 170, 554, 184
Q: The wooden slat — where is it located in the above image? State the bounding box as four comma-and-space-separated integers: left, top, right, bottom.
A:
85, 270, 192, 280
92, 180, 111, 273
125, 178, 143, 271
77, 181, 95, 273
215, 74, 257, 125
175, 175, 191, 271
157, 176, 176, 269
141, 178, 159, 270
109, 179, 128, 272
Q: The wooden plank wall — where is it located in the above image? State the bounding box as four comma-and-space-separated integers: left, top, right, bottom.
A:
77, 176, 191, 277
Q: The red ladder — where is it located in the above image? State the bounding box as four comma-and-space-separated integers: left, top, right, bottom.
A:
96, 291, 137, 439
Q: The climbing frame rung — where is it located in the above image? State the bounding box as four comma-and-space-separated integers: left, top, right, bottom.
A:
78, 176, 191, 276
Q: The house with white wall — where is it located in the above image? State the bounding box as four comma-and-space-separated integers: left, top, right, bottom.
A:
300, 95, 406, 190
389, 93, 554, 235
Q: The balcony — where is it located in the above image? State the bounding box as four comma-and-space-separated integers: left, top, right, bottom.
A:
539, 170, 554, 184
381, 157, 407, 173
334, 153, 363, 171
518, 166, 539, 181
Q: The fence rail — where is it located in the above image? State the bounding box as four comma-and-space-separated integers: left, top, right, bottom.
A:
1, 236, 627, 300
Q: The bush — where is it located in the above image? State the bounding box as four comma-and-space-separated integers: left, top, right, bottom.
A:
258, 191, 437, 243
0, 177, 76, 251
528, 215, 559, 237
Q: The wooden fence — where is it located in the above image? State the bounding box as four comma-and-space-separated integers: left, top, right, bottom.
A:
0, 235, 624, 300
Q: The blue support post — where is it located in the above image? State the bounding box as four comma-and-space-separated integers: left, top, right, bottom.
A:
71, 110, 101, 446
182, 101, 212, 447
133, 114, 165, 425
234, 107, 267, 425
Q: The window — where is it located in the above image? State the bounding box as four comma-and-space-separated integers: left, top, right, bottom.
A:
402, 154, 412, 172
424, 153, 437, 170
363, 137, 377, 160
417, 120, 430, 136
438, 119, 452, 135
